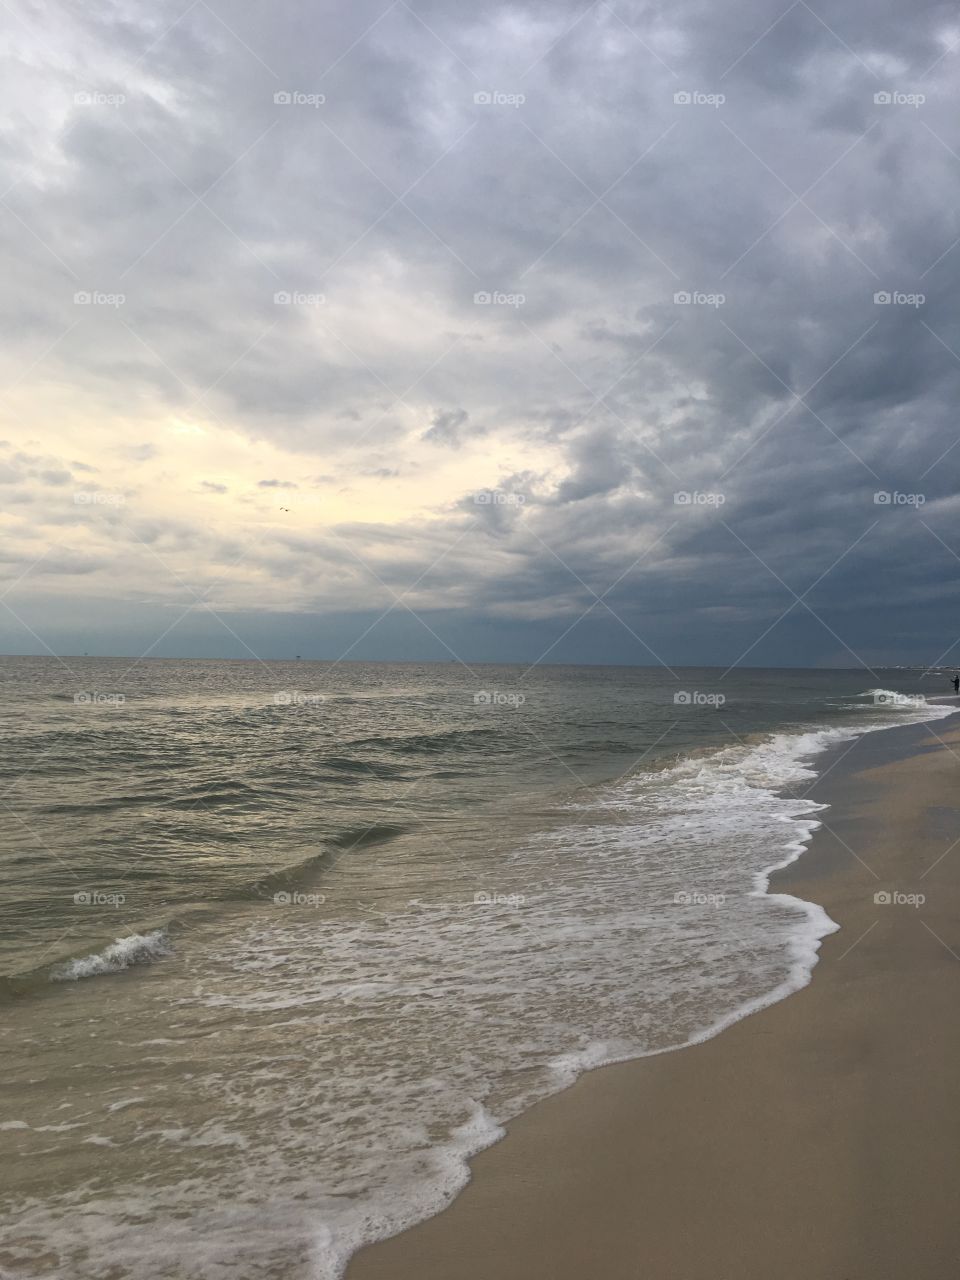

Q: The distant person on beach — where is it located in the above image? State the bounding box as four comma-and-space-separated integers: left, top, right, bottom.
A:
954, 675, 959, 694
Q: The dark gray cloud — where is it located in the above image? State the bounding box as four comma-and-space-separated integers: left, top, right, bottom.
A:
423, 407, 471, 446
2, 0, 960, 667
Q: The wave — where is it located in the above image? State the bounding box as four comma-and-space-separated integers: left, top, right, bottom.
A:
349, 726, 505, 756
319, 756, 410, 779
319, 708, 959, 1274
49, 931, 172, 982
328, 822, 411, 849
246, 824, 410, 897
2, 822, 413, 996
7, 695, 959, 1280
856, 687, 952, 710
185, 723, 867, 1279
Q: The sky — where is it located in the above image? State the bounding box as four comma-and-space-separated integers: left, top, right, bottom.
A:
1, 0, 959, 669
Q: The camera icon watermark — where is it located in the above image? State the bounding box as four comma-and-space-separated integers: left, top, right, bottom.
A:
74, 291, 125, 307
273, 90, 325, 107
674, 690, 726, 707
874, 889, 925, 907
673, 90, 725, 108
274, 290, 325, 306
673, 491, 726, 506
474, 690, 526, 708
73, 890, 125, 906
673, 290, 725, 308
873, 90, 924, 108
74, 90, 125, 107
873, 291, 924, 307
473, 290, 525, 308
272, 890, 326, 906
873, 491, 925, 506
74, 691, 125, 706
473, 90, 526, 107
273, 690, 326, 707
74, 490, 125, 505
674, 890, 727, 905
474, 489, 526, 506
473, 891, 526, 908
872, 692, 925, 708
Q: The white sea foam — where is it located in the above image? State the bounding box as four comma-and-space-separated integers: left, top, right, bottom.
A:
301, 710, 951, 1273
857, 688, 955, 713
50, 930, 171, 981
11, 698, 957, 1280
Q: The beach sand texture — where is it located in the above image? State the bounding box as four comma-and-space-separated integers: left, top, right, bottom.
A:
349, 716, 960, 1280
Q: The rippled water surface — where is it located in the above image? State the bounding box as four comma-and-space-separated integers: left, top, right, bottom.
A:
0, 657, 953, 1278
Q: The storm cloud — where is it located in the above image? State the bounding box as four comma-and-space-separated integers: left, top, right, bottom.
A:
1, 0, 959, 668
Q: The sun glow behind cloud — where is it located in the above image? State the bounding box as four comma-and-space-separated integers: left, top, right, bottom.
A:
1, 0, 960, 664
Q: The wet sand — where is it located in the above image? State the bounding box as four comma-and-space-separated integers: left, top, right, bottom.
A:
348, 713, 960, 1280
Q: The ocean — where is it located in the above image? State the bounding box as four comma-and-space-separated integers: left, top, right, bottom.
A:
0, 656, 955, 1279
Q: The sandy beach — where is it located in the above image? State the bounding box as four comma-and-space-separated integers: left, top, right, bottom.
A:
348, 712, 960, 1280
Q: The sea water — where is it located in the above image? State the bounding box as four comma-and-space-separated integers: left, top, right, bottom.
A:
0, 658, 953, 1278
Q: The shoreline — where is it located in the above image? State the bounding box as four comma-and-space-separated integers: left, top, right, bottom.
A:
347, 710, 960, 1280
